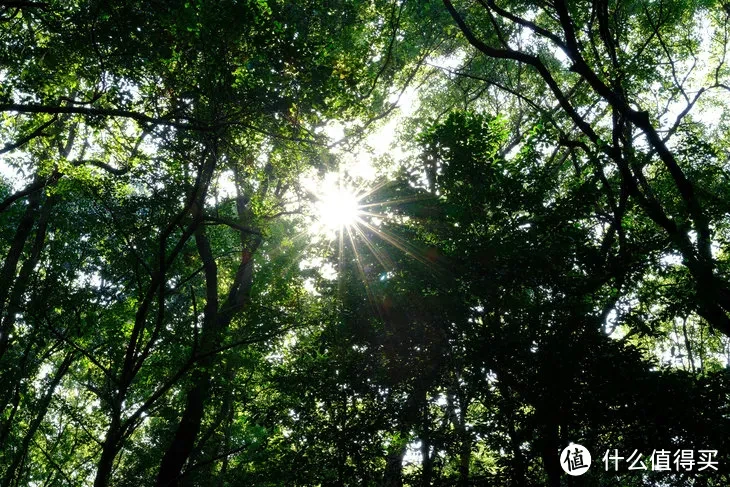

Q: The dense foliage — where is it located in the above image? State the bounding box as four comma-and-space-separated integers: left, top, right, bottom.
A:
1, 0, 730, 486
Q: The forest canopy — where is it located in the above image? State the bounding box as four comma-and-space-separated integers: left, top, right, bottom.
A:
1, 0, 730, 486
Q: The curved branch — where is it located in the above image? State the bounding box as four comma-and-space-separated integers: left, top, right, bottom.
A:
482, 0, 565, 48
75, 159, 130, 176
0, 173, 60, 214
203, 216, 261, 235
443, 0, 602, 145
0, 103, 211, 131
0, 157, 130, 214
0, 116, 57, 155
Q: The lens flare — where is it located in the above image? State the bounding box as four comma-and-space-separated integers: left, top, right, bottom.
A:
315, 186, 361, 231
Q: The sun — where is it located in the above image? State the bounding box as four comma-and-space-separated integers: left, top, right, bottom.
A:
311, 176, 363, 236
301, 170, 439, 307
316, 187, 361, 229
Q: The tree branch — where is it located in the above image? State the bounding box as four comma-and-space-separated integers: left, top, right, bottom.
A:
0, 116, 57, 155
203, 216, 261, 235
0, 103, 211, 131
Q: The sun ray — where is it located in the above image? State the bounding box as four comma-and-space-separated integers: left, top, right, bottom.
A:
358, 210, 393, 220
338, 219, 346, 297
354, 216, 436, 269
306, 171, 448, 305
351, 178, 392, 202
357, 194, 432, 209
346, 225, 383, 320
350, 221, 395, 271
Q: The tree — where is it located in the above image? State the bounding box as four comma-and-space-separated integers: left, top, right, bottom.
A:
0, 1, 425, 485
425, 0, 730, 337
2, 1, 730, 486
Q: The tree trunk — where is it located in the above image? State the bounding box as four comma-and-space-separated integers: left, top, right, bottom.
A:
94, 407, 123, 487
539, 421, 561, 487
155, 214, 258, 486
0, 186, 41, 359
382, 441, 406, 487
2, 352, 75, 487
156, 377, 208, 487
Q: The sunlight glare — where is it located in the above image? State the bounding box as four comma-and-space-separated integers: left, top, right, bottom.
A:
310, 175, 363, 236
317, 188, 360, 228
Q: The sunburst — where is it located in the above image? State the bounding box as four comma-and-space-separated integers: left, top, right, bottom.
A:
305, 171, 440, 311
311, 176, 363, 236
